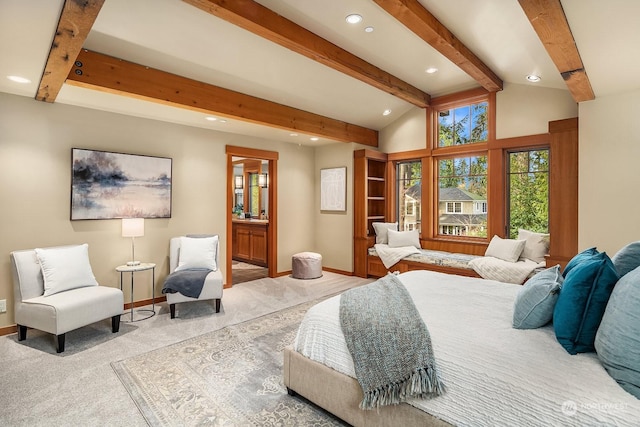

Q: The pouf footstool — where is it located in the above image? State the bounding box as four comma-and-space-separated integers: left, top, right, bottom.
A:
292, 252, 322, 279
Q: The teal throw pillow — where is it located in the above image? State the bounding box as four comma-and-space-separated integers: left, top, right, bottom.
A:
563, 247, 599, 277
553, 252, 619, 354
595, 265, 640, 399
611, 241, 640, 277
513, 265, 563, 329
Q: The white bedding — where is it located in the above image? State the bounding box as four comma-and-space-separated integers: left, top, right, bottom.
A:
293, 270, 640, 426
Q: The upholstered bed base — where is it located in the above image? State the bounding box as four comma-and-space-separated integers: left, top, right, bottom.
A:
283, 346, 452, 427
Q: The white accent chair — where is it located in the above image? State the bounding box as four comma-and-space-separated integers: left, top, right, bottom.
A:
10, 245, 124, 353
167, 236, 224, 318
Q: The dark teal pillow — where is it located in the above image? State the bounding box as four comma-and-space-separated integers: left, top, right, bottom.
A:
563, 247, 599, 277
611, 241, 640, 277
553, 252, 619, 354
595, 265, 640, 399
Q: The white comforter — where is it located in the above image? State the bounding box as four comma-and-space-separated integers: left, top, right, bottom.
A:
294, 270, 640, 427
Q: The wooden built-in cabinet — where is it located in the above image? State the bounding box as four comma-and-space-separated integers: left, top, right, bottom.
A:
232, 220, 268, 267
354, 149, 390, 277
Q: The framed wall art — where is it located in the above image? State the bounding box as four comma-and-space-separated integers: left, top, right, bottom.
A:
71, 148, 172, 220
320, 166, 347, 212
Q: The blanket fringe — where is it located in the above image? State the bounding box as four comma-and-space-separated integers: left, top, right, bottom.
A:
360, 366, 445, 410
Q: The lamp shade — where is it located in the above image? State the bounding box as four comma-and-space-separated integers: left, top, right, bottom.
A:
234, 175, 244, 190
258, 173, 268, 188
122, 218, 144, 237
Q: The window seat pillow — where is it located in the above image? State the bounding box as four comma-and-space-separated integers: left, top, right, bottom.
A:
484, 235, 526, 263
372, 222, 398, 244
387, 229, 420, 249
595, 265, 640, 399
517, 229, 550, 263
553, 252, 619, 354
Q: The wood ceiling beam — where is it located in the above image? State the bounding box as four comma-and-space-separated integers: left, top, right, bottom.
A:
181, 0, 430, 108
36, 0, 105, 102
372, 0, 503, 93
518, 0, 594, 102
66, 50, 378, 146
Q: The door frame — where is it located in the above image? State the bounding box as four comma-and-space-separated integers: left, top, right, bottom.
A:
226, 145, 278, 287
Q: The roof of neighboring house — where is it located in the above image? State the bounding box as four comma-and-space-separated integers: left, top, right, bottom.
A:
405, 184, 486, 202
439, 214, 488, 226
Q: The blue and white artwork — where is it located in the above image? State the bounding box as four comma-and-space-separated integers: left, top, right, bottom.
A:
71, 148, 172, 220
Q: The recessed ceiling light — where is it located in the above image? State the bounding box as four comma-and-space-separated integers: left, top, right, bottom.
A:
310, 137, 319, 141
382, 109, 392, 116
218, 119, 227, 123
289, 133, 298, 137
425, 67, 438, 74
526, 74, 541, 83
205, 116, 217, 121
345, 14, 362, 24
364, 26, 374, 33
7, 75, 31, 84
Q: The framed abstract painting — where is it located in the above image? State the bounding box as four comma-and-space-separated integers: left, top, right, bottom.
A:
71, 148, 172, 220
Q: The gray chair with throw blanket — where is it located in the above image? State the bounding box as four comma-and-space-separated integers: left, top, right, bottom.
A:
10, 244, 124, 353
164, 235, 223, 318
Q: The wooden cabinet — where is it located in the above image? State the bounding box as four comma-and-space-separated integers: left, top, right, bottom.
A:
354, 149, 389, 277
232, 221, 268, 267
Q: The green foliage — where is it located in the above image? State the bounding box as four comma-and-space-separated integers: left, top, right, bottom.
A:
508, 150, 549, 238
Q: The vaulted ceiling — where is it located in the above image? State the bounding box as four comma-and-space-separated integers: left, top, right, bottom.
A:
1, 0, 639, 146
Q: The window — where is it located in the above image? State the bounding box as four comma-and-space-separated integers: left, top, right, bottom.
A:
446, 202, 462, 213
507, 149, 549, 238
438, 156, 487, 238
396, 161, 421, 232
438, 101, 488, 147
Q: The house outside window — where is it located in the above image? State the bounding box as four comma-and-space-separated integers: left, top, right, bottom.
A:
437, 155, 487, 237
397, 160, 422, 232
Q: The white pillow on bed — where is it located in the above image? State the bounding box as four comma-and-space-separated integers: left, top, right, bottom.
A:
485, 235, 526, 263
35, 244, 99, 296
372, 222, 398, 244
387, 229, 420, 249
176, 235, 218, 272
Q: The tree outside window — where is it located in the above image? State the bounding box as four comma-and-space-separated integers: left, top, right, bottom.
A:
508, 149, 549, 238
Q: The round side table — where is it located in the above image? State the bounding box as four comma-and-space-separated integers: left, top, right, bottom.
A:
116, 263, 156, 322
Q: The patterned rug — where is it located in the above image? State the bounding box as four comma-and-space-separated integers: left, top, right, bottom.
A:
111, 298, 347, 426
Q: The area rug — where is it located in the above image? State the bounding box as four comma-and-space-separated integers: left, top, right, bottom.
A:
112, 298, 347, 426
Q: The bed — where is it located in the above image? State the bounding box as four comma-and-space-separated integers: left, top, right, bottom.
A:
283, 270, 640, 426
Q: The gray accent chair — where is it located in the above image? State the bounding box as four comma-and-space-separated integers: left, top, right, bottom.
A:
167, 236, 224, 318
10, 246, 124, 353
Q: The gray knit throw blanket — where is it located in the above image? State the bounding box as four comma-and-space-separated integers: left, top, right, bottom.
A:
339, 273, 445, 409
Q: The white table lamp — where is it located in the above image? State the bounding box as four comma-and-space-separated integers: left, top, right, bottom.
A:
122, 218, 144, 266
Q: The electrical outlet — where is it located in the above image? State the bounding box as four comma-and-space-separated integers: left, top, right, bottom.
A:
0, 299, 6, 313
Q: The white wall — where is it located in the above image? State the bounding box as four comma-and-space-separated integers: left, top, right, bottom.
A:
0, 92, 316, 328
578, 89, 640, 253
496, 83, 578, 138
379, 83, 578, 152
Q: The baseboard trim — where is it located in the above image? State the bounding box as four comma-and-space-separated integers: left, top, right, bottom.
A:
0, 324, 17, 336
275, 270, 292, 277
322, 267, 353, 276
124, 295, 167, 310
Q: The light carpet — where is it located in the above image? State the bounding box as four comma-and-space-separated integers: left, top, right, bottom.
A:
112, 298, 346, 426
0, 272, 371, 426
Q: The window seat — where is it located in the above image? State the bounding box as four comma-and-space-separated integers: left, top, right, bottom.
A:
367, 246, 482, 278
367, 246, 545, 283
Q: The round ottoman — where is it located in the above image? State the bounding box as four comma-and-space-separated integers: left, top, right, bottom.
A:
292, 252, 323, 279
